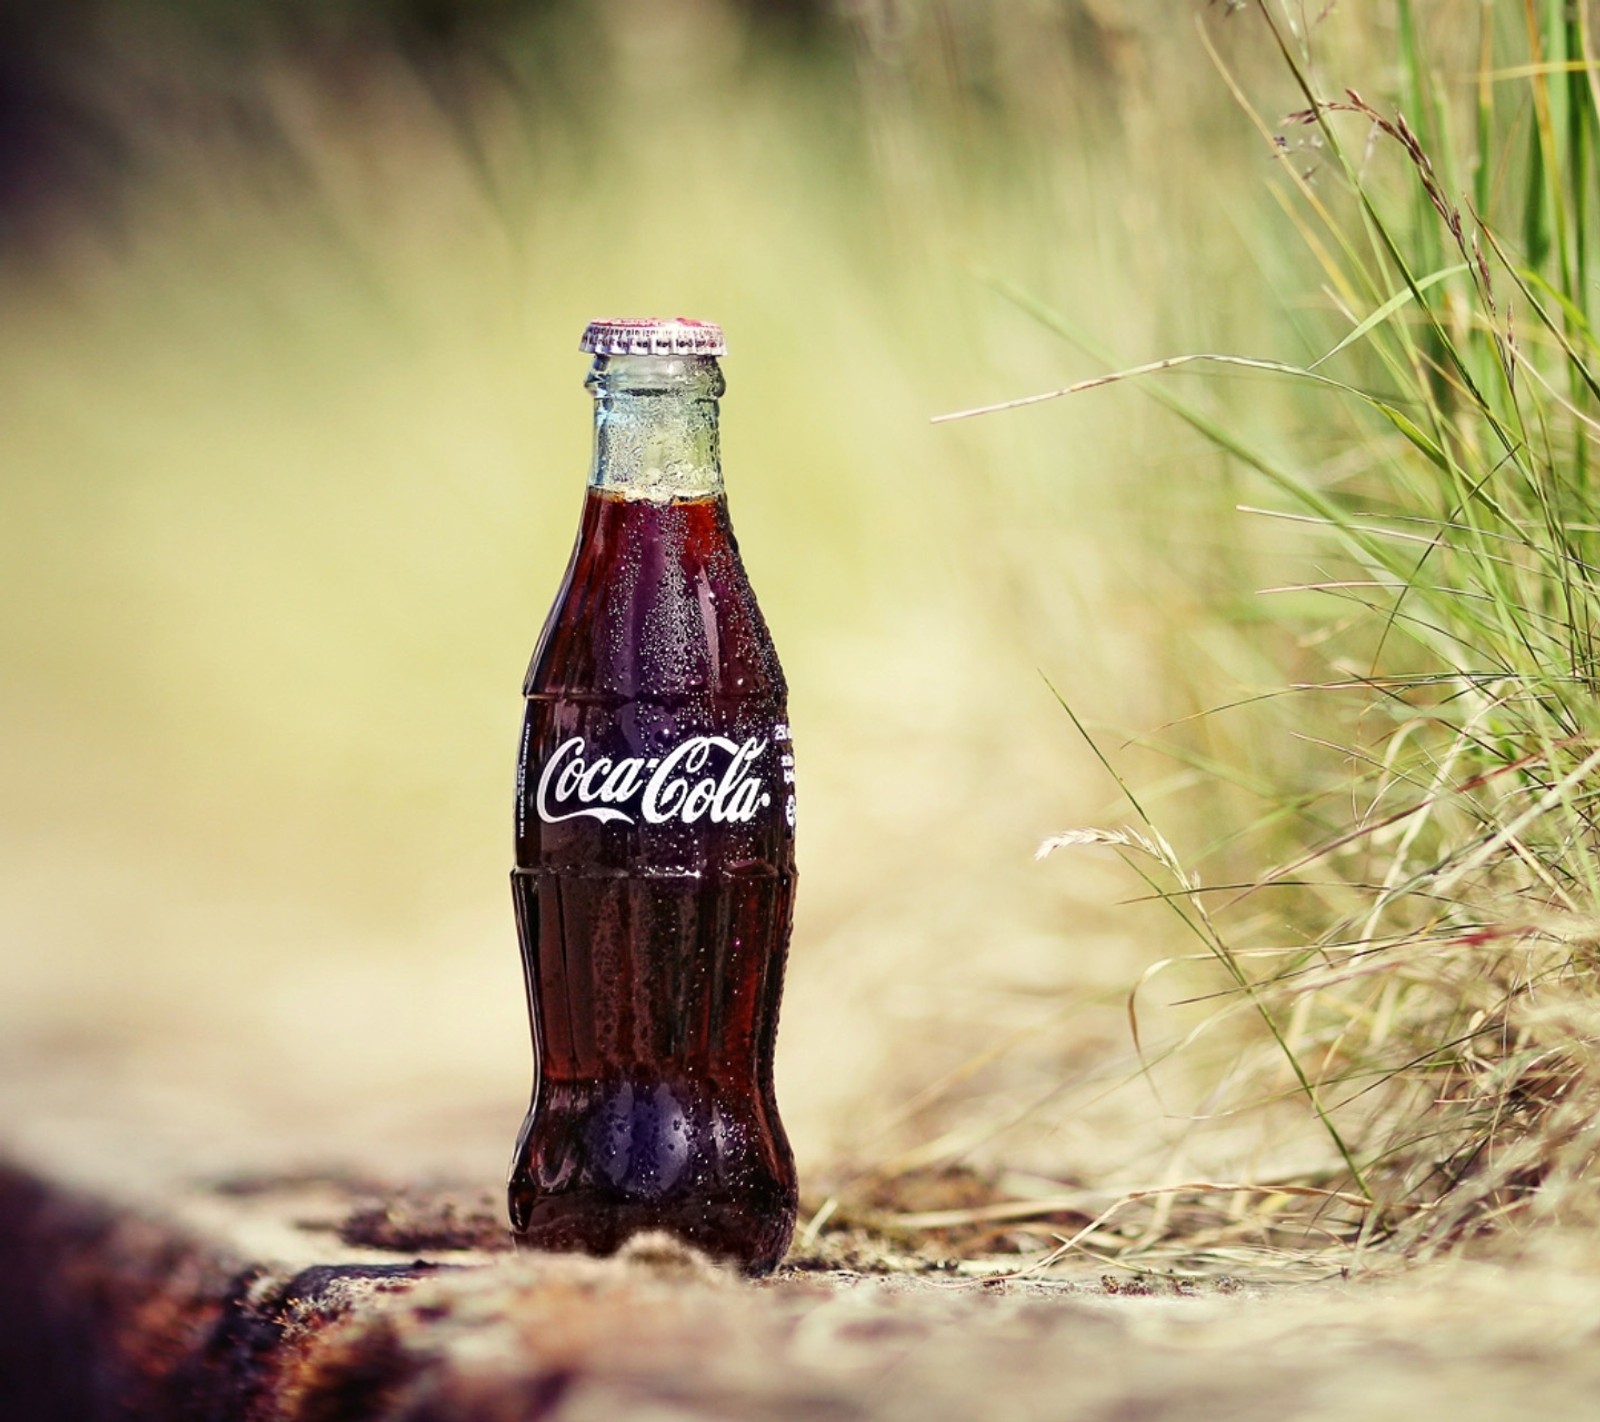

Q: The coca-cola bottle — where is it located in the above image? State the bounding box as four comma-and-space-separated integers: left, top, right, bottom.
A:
508, 318, 799, 1274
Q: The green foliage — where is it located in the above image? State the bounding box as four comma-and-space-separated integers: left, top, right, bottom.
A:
1005, 0, 1600, 1252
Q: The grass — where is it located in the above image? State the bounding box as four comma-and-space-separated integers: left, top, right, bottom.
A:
907, 0, 1600, 1268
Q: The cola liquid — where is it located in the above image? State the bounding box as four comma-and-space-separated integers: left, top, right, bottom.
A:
509, 320, 798, 1274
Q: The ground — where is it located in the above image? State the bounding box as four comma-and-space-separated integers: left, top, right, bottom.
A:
6, 1058, 1600, 1422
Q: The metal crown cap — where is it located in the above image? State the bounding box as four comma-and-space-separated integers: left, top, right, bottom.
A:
580, 317, 726, 358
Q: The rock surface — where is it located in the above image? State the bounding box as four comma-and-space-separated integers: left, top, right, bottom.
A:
8, 1073, 1600, 1422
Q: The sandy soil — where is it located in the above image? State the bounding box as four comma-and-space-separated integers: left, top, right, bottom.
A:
4, 1054, 1600, 1422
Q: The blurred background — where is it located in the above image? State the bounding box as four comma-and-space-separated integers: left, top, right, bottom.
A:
0, 0, 1375, 1202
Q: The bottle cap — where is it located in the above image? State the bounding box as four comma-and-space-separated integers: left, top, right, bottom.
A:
580, 317, 726, 358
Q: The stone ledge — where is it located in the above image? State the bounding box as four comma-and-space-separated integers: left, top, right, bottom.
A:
9, 1082, 1600, 1422
0, 1145, 1196, 1422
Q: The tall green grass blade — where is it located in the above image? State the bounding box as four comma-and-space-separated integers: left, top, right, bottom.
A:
1311, 264, 1468, 369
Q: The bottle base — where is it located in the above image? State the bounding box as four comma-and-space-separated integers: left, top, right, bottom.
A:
507, 1075, 797, 1276
509, 1190, 795, 1276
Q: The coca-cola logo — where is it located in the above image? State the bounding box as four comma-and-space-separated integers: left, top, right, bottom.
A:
536, 734, 772, 827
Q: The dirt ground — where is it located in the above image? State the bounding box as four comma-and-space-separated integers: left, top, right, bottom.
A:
5, 1055, 1600, 1422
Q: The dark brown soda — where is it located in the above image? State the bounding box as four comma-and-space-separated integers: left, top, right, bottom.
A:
509, 486, 798, 1274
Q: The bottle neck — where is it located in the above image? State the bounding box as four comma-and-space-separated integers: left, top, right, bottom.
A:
586, 354, 724, 501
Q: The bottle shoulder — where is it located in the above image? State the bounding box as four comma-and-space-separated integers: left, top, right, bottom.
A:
523, 491, 784, 702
